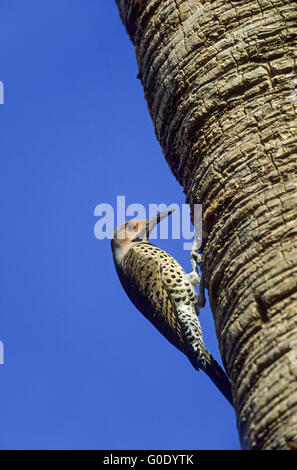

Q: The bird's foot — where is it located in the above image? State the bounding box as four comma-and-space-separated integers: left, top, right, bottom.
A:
189, 239, 206, 313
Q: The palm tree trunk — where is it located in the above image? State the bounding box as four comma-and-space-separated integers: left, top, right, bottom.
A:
115, 0, 297, 450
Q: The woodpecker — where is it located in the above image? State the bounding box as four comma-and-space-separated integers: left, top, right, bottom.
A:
111, 210, 233, 405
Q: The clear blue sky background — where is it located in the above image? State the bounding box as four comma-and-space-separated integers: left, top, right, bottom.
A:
0, 1, 240, 450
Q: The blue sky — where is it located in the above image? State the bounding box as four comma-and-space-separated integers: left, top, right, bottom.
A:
0, 1, 240, 449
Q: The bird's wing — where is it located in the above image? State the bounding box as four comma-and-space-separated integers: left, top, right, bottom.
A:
119, 245, 186, 353
148, 261, 186, 350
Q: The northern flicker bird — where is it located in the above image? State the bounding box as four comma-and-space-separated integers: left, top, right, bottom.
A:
111, 210, 233, 405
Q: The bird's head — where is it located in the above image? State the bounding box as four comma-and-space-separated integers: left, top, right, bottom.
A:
111, 209, 174, 264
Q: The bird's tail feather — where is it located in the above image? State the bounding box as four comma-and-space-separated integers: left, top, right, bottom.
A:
190, 351, 233, 406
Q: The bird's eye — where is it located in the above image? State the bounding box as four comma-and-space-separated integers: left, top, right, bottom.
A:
127, 223, 136, 232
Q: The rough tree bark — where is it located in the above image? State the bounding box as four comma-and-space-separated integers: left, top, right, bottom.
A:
115, 0, 297, 450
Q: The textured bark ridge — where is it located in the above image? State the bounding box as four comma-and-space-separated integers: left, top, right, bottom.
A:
116, 0, 297, 449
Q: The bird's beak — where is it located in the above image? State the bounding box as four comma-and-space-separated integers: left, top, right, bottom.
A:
139, 209, 175, 240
